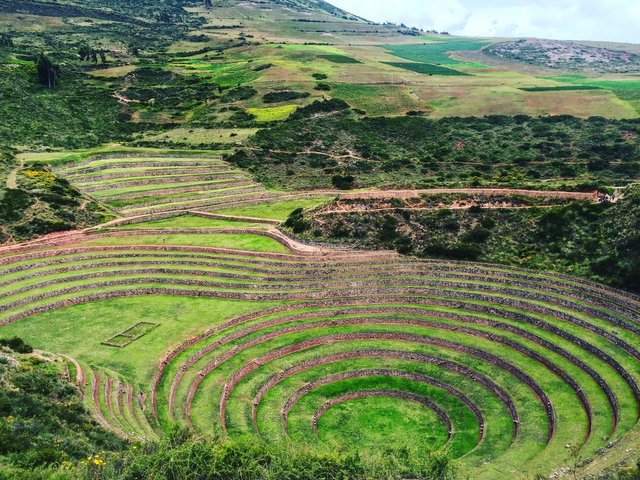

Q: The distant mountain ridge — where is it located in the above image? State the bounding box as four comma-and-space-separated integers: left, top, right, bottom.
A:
268, 0, 366, 21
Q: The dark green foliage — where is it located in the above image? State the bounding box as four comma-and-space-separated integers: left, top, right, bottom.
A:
332, 172, 355, 189
252, 63, 273, 72
0, 337, 33, 354
296, 186, 640, 292
0, 352, 126, 470
519, 86, 602, 92
228, 109, 257, 125
383, 62, 469, 76
318, 54, 362, 64
78, 45, 99, 63
220, 85, 257, 102
229, 112, 640, 190
263, 90, 311, 103
312, 73, 328, 80
289, 98, 350, 120
36, 53, 59, 88
315, 82, 331, 91
284, 208, 308, 234
0, 34, 12, 48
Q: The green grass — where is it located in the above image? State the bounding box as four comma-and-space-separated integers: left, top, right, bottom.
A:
114, 215, 267, 230
247, 105, 299, 122
310, 390, 451, 451
19, 147, 224, 168
216, 197, 333, 221
385, 39, 490, 66
0, 296, 279, 385
75, 233, 289, 253
383, 62, 470, 76
318, 54, 362, 64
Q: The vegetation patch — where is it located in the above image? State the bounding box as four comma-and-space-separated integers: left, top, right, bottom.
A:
318, 54, 362, 64
383, 62, 470, 76
247, 105, 298, 122
228, 109, 640, 191
263, 90, 311, 103
519, 86, 603, 92
385, 39, 490, 66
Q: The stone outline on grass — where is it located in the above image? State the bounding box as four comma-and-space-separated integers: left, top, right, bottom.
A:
102, 321, 160, 348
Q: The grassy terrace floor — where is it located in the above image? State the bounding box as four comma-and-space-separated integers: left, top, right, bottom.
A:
49, 153, 335, 222
0, 232, 639, 479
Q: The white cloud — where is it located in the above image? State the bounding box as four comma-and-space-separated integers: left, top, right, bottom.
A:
330, 0, 640, 43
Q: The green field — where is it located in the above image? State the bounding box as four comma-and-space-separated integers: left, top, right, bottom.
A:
385, 38, 490, 66
383, 62, 470, 76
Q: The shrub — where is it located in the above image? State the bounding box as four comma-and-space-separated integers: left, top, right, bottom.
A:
284, 208, 308, 234
220, 86, 257, 103
0, 337, 33, 354
263, 90, 310, 103
332, 173, 355, 190
290, 98, 351, 119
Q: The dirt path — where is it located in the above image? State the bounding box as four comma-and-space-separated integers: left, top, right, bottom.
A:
337, 188, 599, 201
5, 158, 24, 189
317, 204, 563, 216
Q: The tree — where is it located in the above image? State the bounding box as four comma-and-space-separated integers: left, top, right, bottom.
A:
331, 172, 355, 190
36, 53, 59, 89
78, 45, 96, 62
99, 50, 107, 65
0, 34, 12, 48
204, 0, 213, 7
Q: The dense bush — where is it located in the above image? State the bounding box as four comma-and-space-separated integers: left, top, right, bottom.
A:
262, 90, 311, 103
0, 337, 33, 354
220, 86, 257, 103
229, 112, 640, 190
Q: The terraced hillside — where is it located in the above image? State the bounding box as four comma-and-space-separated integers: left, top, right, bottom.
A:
1, 226, 640, 479
52, 154, 332, 219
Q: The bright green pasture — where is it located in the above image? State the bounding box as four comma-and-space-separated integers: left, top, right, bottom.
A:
247, 105, 298, 122
75, 233, 289, 252
314, 392, 450, 451
114, 215, 268, 230
0, 296, 279, 386
216, 197, 333, 221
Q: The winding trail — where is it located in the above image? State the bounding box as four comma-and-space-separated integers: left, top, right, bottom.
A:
5, 158, 24, 189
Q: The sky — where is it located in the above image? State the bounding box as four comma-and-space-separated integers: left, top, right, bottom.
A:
329, 0, 640, 44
